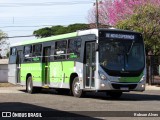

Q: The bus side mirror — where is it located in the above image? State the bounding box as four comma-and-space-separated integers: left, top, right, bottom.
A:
95, 43, 99, 51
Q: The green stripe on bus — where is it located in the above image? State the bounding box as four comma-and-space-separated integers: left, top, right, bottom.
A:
119, 72, 143, 83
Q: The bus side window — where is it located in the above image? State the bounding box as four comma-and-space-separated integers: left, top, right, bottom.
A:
24, 45, 32, 62
68, 38, 81, 59
54, 40, 67, 60
32, 44, 42, 61
11, 48, 16, 56
9, 47, 17, 64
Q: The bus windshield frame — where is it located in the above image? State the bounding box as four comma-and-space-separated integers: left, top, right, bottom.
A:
98, 31, 145, 77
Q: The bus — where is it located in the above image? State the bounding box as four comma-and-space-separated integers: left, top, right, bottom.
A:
8, 28, 146, 98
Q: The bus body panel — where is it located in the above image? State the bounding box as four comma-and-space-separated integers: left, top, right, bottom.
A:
8, 28, 146, 93
75, 62, 84, 89
21, 63, 43, 86
49, 61, 74, 88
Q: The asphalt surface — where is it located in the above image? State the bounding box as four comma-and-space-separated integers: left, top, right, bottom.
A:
0, 86, 160, 120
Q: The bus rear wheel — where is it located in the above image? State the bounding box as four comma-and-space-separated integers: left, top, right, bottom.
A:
107, 91, 123, 99
72, 77, 83, 98
27, 76, 34, 93
26, 76, 41, 93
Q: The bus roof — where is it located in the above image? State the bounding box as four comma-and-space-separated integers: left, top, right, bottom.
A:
11, 32, 77, 47
11, 28, 140, 47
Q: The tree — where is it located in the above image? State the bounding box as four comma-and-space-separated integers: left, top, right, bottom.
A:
88, 0, 160, 54
88, 0, 160, 26
33, 23, 89, 38
33, 27, 53, 38
116, 4, 160, 54
0, 30, 9, 57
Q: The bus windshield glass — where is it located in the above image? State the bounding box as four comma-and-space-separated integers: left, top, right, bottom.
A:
99, 32, 145, 76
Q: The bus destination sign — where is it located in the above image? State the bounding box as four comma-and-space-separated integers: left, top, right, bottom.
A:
106, 33, 135, 40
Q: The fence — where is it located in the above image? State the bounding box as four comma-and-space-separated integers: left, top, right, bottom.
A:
146, 55, 160, 85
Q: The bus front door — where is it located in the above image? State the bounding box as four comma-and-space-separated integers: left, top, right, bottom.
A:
85, 42, 96, 88
42, 47, 51, 85
16, 50, 22, 84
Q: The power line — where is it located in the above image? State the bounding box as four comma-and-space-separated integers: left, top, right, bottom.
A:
0, 1, 94, 7
1, 35, 35, 39
0, 25, 53, 28
0, 15, 87, 26
0, 1, 94, 4
4, 30, 35, 32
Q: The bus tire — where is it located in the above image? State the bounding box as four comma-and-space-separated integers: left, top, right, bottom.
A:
72, 77, 83, 98
107, 91, 122, 99
26, 76, 35, 94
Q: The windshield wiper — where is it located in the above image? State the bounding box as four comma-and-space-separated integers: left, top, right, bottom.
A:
127, 41, 135, 55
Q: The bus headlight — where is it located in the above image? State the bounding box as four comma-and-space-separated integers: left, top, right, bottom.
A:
141, 84, 145, 88
99, 71, 107, 80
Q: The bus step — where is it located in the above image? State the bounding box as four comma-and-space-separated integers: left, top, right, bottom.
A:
42, 85, 49, 88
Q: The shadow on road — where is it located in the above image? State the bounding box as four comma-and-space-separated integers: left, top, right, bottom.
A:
84, 92, 160, 101
0, 102, 102, 120
19, 89, 160, 101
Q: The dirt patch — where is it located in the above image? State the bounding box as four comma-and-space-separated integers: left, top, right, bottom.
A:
0, 83, 17, 87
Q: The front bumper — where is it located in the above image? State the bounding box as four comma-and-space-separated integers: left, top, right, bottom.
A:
97, 79, 146, 91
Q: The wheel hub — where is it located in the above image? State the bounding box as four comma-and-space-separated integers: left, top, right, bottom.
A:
74, 82, 80, 94
28, 80, 31, 91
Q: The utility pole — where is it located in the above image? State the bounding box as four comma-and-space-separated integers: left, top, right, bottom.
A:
96, 0, 99, 28
13, 17, 14, 24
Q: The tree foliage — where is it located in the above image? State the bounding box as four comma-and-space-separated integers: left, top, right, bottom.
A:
0, 30, 9, 57
88, 0, 160, 26
33, 23, 89, 38
0, 30, 7, 40
116, 4, 160, 54
88, 0, 160, 54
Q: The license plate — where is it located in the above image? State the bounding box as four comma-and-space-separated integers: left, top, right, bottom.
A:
120, 87, 129, 90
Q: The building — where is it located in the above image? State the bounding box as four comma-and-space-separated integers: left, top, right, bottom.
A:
0, 59, 8, 82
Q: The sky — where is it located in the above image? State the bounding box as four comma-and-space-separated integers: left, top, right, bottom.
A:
0, 0, 94, 46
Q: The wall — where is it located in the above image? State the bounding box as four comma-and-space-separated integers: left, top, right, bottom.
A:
0, 59, 8, 83
0, 64, 8, 82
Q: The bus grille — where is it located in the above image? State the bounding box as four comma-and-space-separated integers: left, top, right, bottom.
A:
111, 83, 137, 90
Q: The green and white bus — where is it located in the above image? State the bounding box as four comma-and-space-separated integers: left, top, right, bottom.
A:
8, 28, 146, 98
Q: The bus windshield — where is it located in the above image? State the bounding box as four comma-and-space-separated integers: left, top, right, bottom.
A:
99, 39, 145, 76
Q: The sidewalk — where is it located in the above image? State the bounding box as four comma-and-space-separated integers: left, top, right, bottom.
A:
0, 86, 25, 93
145, 84, 160, 90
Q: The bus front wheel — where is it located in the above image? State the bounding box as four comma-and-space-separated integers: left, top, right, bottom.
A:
72, 77, 83, 98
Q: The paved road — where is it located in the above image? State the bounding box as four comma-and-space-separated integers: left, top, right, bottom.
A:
0, 86, 160, 120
